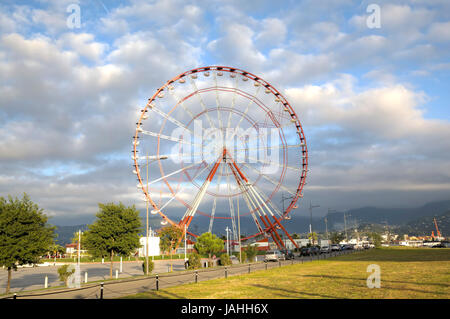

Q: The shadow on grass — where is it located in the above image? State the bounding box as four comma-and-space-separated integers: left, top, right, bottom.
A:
124, 289, 186, 299
344, 281, 448, 297
302, 274, 450, 288
250, 284, 342, 299
334, 249, 450, 262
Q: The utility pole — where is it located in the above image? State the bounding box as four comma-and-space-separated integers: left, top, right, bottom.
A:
237, 196, 242, 263
344, 212, 348, 243
145, 153, 149, 276
77, 230, 81, 265
309, 201, 320, 245
184, 224, 187, 262
225, 227, 230, 255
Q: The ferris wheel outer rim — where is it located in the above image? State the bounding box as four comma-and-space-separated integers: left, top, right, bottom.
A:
133, 65, 308, 232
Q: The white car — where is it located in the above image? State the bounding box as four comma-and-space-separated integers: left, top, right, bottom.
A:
320, 246, 331, 253
264, 250, 286, 262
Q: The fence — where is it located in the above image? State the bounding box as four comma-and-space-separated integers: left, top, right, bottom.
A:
1, 249, 358, 299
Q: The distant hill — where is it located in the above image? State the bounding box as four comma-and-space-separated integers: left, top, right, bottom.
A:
52, 199, 450, 243
325, 200, 450, 231
395, 210, 450, 237
52, 224, 88, 246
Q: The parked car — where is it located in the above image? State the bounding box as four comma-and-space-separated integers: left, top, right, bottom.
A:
281, 249, 295, 259
309, 246, 320, 255
264, 250, 286, 262
331, 244, 341, 251
320, 246, 331, 254
300, 247, 311, 256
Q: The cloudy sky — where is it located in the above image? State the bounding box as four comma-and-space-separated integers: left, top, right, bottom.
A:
0, 0, 449, 227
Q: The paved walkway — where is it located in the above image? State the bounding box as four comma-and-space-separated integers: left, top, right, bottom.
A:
1, 251, 356, 299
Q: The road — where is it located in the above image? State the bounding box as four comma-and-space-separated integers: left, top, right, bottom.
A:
0, 259, 186, 294
0, 251, 355, 299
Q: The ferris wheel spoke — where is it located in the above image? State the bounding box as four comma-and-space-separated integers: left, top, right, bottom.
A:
208, 162, 225, 233
252, 183, 284, 218
145, 163, 197, 186
181, 152, 224, 227
189, 77, 216, 130
167, 84, 196, 120
241, 162, 296, 197
226, 76, 239, 129
154, 160, 210, 214
208, 198, 217, 233
228, 85, 262, 143
147, 104, 198, 138
247, 155, 300, 172
236, 143, 304, 153
225, 164, 238, 242
232, 168, 264, 234
213, 72, 224, 130
140, 129, 201, 147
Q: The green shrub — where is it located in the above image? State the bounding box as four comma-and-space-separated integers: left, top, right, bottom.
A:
219, 253, 231, 266
57, 264, 75, 286
142, 259, 155, 274
246, 244, 258, 262
187, 253, 202, 269
240, 250, 247, 263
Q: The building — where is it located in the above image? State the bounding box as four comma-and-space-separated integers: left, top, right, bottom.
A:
138, 236, 160, 257
65, 243, 77, 255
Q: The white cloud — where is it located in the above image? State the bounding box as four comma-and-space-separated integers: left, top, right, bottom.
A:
428, 21, 450, 42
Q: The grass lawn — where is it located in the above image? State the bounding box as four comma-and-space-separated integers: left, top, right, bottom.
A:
123, 247, 450, 299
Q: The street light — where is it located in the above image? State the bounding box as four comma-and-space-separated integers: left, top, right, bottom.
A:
326, 209, 336, 242
225, 227, 230, 255
309, 201, 320, 245
77, 230, 83, 265
143, 154, 168, 276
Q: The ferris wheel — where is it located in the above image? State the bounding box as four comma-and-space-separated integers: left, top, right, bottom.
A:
132, 66, 308, 250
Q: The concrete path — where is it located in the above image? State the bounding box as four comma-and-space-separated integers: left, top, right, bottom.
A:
0, 251, 356, 299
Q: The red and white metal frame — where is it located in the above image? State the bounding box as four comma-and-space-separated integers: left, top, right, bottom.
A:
133, 66, 308, 247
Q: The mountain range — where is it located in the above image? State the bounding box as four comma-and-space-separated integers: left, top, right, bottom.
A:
52, 199, 450, 245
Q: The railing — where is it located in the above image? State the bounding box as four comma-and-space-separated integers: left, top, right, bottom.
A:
1, 249, 359, 299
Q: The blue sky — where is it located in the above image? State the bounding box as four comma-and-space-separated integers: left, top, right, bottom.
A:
0, 0, 449, 226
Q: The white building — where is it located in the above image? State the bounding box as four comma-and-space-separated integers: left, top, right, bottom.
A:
138, 236, 160, 257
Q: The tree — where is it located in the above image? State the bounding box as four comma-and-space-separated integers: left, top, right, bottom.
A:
308, 232, 318, 245
194, 232, 224, 267
71, 231, 87, 249
158, 225, 183, 272
187, 252, 202, 269
330, 232, 345, 244
219, 253, 231, 266
0, 194, 55, 294
369, 232, 382, 248
245, 244, 258, 262
57, 264, 75, 286
292, 233, 300, 239
84, 202, 142, 279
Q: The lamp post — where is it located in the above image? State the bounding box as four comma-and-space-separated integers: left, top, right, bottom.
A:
184, 224, 187, 262
326, 209, 336, 243
225, 227, 230, 255
237, 196, 241, 263
144, 154, 168, 276
309, 202, 320, 245
77, 230, 82, 265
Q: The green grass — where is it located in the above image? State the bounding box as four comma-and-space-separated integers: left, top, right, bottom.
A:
122, 247, 450, 299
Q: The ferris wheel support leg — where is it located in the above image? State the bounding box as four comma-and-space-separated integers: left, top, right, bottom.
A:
262, 215, 286, 249
271, 215, 299, 249
255, 213, 282, 248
